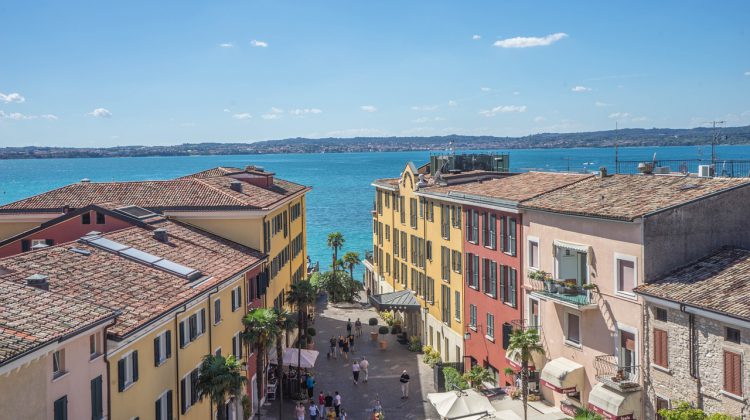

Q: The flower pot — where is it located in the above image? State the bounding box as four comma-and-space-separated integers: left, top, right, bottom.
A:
379, 340, 387, 350
307, 341, 315, 350
370, 331, 378, 341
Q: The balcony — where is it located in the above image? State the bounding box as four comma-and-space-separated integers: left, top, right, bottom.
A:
365, 250, 373, 264
594, 355, 641, 392
510, 319, 542, 335
526, 276, 597, 310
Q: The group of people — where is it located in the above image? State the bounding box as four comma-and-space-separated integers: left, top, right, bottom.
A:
294, 391, 347, 420
328, 318, 363, 360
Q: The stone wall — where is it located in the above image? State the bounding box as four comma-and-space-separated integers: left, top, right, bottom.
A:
644, 302, 750, 418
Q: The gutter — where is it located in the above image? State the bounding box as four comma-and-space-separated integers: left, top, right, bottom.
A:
174, 303, 188, 420
103, 312, 120, 420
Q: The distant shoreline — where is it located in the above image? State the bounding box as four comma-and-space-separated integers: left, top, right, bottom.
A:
2, 125, 749, 160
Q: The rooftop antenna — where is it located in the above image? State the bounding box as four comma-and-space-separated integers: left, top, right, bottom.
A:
614, 122, 619, 174
704, 120, 725, 163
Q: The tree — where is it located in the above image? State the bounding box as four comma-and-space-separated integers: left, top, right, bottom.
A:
195, 354, 244, 420
326, 232, 345, 274
462, 365, 495, 391
312, 270, 363, 303
342, 251, 362, 282
242, 308, 279, 419
657, 402, 739, 420
507, 328, 545, 420
273, 309, 295, 419
286, 281, 317, 389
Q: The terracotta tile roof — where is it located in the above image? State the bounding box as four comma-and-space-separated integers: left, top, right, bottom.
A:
179, 167, 244, 179
634, 248, 750, 321
520, 174, 750, 221
422, 172, 592, 202
0, 279, 115, 364
0, 168, 308, 213
373, 178, 401, 189
0, 220, 264, 338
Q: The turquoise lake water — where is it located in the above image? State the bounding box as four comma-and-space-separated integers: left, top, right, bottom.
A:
2, 145, 749, 279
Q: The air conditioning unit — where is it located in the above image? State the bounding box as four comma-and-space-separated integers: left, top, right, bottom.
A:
698, 165, 714, 177
653, 166, 671, 174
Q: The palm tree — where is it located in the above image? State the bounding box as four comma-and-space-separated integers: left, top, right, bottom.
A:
326, 232, 345, 274
507, 328, 545, 420
286, 281, 318, 386
196, 354, 244, 420
463, 365, 495, 391
273, 309, 295, 419
242, 308, 279, 419
342, 251, 362, 283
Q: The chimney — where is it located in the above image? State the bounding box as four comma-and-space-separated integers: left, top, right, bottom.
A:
25, 274, 49, 291
598, 167, 608, 178
154, 228, 169, 243
230, 180, 243, 193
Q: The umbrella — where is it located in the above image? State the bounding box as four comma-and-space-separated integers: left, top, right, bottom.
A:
268, 348, 319, 369
427, 389, 496, 420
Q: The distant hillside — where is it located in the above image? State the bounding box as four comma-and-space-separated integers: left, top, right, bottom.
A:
2, 125, 749, 159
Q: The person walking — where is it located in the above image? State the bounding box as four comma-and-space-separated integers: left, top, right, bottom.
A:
306, 372, 316, 398
342, 338, 350, 360
309, 400, 320, 420
295, 402, 305, 420
318, 391, 325, 415
355, 318, 362, 337
400, 370, 410, 399
329, 336, 337, 359
346, 319, 352, 336
359, 356, 369, 383
348, 334, 355, 354
338, 335, 345, 358
334, 391, 342, 418
352, 360, 361, 384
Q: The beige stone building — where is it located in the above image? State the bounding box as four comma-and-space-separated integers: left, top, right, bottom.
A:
636, 248, 750, 419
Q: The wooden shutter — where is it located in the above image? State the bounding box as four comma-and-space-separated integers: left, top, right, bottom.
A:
132, 351, 139, 382
166, 390, 173, 420
181, 378, 187, 414
502, 323, 513, 350
165, 330, 172, 359
653, 329, 668, 367
179, 322, 186, 348
45, 239, 55, 246
155, 397, 162, 420
117, 358, 126, 391
91, 375, 103, 419
724, 351, 742, 396
154, 335, 161, 366
54, 396, 68, 420
21, 239, 31, 252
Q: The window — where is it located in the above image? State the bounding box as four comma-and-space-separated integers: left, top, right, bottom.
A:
489, 214, 496, 249
441, 285, 451, 326
565, 312, 580, 345
501, 267, 517, 307
89, 332, 102, 358
54, 396, 68, 420
469, 304, 477, 328
232, 331, 244, 358
231, 286, 242, 311
418, 238, 426, 268
410, 198, 418, 228
179, 309, 206, 348
618, 330, 636, 372
118, 351, 139, 391
482, 212, 489, 247
180, 368, 200, 414
454, 291, 460, 321
53, 349, 66, 378
155, 390, 174, 420
656, 397, 670, 420
441, 246, 450, 281
81, 212, 91, 224
400, 231, 407, 258
401, 263, 408, 286
385, 192, 390, 208
91, 376, 103, 420
440, 205, 450, 239
486, 313, 495, 339
393, 228, 399, 256
653, 328, 668, 368
451, 250, 462, 273
616, 256, 637, 294
507, 218, 517, 256
385, 225, 390, 241
290, 202, 302, 221
426, 277, 435, 303
385, 254, 391, 274
400, 197, 406, 224
426, 240, 432, 261
528, 239, 539, 269
426, 200, 434, 222
726, 327, 741, 344
376, 190, 383, 215
655, 307, 667, 322
466, 253, 478, 288
723, 350, 743, 396
154, 330, 172, 366
96, 211, 106, 225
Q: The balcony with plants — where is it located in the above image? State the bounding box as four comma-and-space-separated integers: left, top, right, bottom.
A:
526, 269, 597, 309
594, 355, 641, 392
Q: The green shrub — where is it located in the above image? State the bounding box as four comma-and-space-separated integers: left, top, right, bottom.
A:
368, 317, 378, 326
657, 401, 740, 420
443, 367, 469, 391
378, 326, 389, 334
307, 327, 316, 337
379, 311, 395, 326
574, 408, 603, 420
422, 346, 442, 368
390, 325, 402, 334
407, 336, 422, 352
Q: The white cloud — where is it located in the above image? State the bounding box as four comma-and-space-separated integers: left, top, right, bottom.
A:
0, 111, 57, 121
223, 108, 231, 113
448, 100, 458, 106
534, 116, 546, 123
479, 105, 527, 117
513, 91, 521, 96
571, 85, 591, 92
480, 87, 491, 92
744, 71, 750, 76
261, 113, 280, 120
493, 32, 568, 48
40, 114, 58, 120
0, 92, 25, 103
594, 101, 612, 107
232, 113, 252, 120
360, 105, 378, 113
219, 43, 234, 48
289, 108, 323, 116
411, 116, 445, 123
251, 39, 268, 48
608, 112, 631, 119
410, 105, 439, 111
472, 35, 481, 40
270, 107, 284, 114
87, 108, 112, 118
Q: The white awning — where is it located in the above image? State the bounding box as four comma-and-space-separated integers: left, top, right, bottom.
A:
505, 347, 536, 371
553, 240, 589, 254
427, 389, 496, 420
540, 357, 584, 393
587, 383, 638, 420
268, 348, 319, 369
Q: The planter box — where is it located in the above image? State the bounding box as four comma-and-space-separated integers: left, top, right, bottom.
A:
379, 340, 387, 350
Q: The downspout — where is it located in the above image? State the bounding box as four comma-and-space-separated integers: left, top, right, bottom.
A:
208, 286, 219, 353
174, 303, 188, 420
681, 303, 703, 408
641, 299, 650, 418
103, 313, 120, 420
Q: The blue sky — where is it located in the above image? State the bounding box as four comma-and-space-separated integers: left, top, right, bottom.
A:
1, 1, 749, 147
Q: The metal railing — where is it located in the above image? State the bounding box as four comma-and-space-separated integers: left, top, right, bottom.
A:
510, 319, 542, 335
526, 277, 594, 307
615, 158, 750, 178
364, 250, 373, 264
594, 355, 641, 392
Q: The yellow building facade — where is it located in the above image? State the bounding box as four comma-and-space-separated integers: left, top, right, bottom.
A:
371, 162, 465, 362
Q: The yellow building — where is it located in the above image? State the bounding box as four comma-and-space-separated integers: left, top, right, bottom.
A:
370, 162, 466, 362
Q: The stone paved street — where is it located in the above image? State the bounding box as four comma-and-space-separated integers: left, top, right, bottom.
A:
259, 292, 440, 420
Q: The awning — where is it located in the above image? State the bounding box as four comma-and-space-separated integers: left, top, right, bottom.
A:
427, 389, 496, 420
368, 290, 422, 312
540, 357, 584, 393
553, 240, 589, 254
505, 347, 536, 371
587, 383, 638, 420
268, 348, 319, 369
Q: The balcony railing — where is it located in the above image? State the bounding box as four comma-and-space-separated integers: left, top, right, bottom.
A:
510, 319, 542, 336
364, 250, 373, 264
526, 277, 596, 309
594, 355, 641, 392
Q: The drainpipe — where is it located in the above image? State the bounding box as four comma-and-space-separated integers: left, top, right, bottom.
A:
174, 303, 188, 420
207, 286, 219, 354
641, 300, 650, 418
103, 312, 120, 420
681, 304, 703, 408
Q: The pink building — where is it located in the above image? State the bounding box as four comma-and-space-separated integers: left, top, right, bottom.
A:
519, 173, 750, 419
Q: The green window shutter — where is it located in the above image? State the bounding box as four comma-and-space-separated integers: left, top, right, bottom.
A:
132, 351, 139, 382
117, 359, 125, 392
